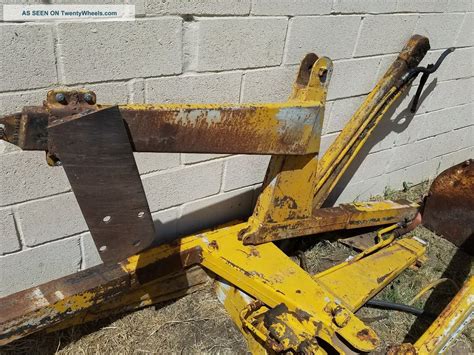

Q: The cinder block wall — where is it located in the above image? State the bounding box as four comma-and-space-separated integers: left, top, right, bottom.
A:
1, 0, 472, 297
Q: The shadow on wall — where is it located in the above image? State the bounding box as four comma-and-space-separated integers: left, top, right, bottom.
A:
151, 187, 259, 246
324, 79, 438, 206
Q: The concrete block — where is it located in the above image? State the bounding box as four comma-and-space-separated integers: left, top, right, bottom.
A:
436, 47, 474, 82
0, 141, 21, 155
321, 101, 334, 135
354, 15, 418, 57
183, 154, 228, 164
423, 77, 473, 113
413, 105, 472, 142
179, 186, 254, 235
223, 155, 270, 192
451, 103, 473, 129
194, 17, 288, 71
152, 207, 179, 244
0, 208, 20, 255
0, 236, 81, 297
333, 175, 387, 205
241, 66, 297, 103
439, 147, 474, 172
251, 0, 332, 15
326, 95, 365, 133
403, 158, 441, 184
18, 193, 88, 247
146, 72, 242, 104
142, 161, 223, 212
80, 232, 102, 269
134, 153, 180, 175
0, 89, 45, 117
349, 149, 393, 184
145, 0, 250, 15
427, 125, 474, 160
368, 95, 420, 153
284, 16, 361, 64
129, 79, 145, 104
319, 132, 338, 155
455, 13, 474, 47
0, 151, 71, 207
71, 81, 129, 104
397, 0, 448, 12
57, 18, 182, 84
0, 23, 56, 92
327, 57, 381, 100
387, 138, 433, 172
447, 0, 473, 12
385, 168, 408, 191
414, 14, 464, 50
333, 0, 397, 13
375, 54, 398, 81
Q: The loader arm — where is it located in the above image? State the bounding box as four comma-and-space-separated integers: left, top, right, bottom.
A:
0, 35, 458, 353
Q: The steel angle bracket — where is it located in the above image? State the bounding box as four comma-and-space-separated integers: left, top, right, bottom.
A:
48, 106, 156, 263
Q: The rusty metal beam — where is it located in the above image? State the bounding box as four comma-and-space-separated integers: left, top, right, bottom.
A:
241, 199, 418, 245
1, 101, 324, 156
0, 245, 203, 345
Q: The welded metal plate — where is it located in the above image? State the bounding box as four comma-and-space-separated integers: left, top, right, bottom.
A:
423, 159, 473, 254
48, 106, 156, 263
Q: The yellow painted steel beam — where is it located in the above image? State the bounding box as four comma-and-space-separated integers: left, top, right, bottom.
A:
213, 235, 427, 353
1, 221, 380, 353
314, 238, 426, 311
195, 223, 379, 352
241, 199, 419, 245
312, 35, 430, 208
413, 276, 473, 354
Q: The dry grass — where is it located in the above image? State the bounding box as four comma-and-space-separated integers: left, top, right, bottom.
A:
2, 181, 472, 354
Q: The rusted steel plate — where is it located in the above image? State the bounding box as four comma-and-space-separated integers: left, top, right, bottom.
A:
3, 103, 323, 155
0, 245, 203, 345
48, 106, 156, 263
423, 159, 473, 254
119, 104, 322, 154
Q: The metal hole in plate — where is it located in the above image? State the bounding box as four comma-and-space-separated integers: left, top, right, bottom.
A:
137, 211, 145, 218
99, 245, 107, 252
103, 215, 111, 223
133, 240, 141, 247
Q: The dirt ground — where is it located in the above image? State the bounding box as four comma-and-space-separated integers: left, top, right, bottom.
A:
1, 182, 472, 354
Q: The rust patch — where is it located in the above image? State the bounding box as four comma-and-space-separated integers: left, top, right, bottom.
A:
357, 328, 379, 346
423, 159, 473, 254
377, 271, 394, 284
386, 343, 417, 354
208, 240, 219, 251
121, 105, 321, 155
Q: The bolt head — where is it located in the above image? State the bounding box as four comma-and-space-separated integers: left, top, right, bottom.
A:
84, 93, 95, 104
55, 93, 66, 104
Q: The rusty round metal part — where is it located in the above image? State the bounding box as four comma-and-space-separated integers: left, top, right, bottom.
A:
422, 159, 474, 254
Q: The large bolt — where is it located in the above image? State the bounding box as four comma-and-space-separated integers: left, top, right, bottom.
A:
55, 93, 67, 104
84, 93, 95, 105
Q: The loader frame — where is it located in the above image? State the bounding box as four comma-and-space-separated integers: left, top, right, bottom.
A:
1, 35, 467, 353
